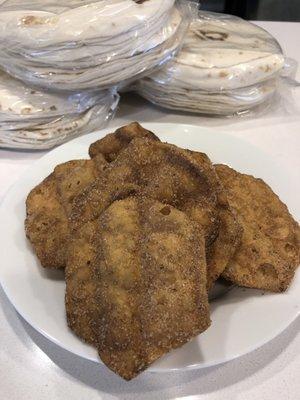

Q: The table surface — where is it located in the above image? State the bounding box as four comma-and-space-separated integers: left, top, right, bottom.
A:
1, 21, 300, 400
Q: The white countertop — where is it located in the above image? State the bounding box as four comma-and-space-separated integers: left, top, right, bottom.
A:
1, 21, 300, 400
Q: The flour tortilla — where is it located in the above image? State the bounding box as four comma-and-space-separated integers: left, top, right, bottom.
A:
163, 51, 283, 91
2, 7, 181, 67
0, 71, 119, 149
0, 71, 111, 121
0, 0, 175, 47
135, 11, 284, 114
0, 12, 182, 90
0, 103, 115, 149
143, 12, 284, 91
0, 1, 183, 90
136, 77, 277, 115
0, 1, 99, 13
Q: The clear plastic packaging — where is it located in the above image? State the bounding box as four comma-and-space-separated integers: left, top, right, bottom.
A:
133, 11, 291, 116
0, 71, 119, 150
0, 0, 192, 91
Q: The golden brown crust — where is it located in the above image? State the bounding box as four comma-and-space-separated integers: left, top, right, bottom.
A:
25, 158, 107, 269
25, 174, 69, 269
26, 123, 158, 269
71, 139, 241, 287
54, 158, 104, 217
190, 152, 242, 288
88, 122, 160, 161
65, 220, 99, 345
26, 123, 157, 270
26, 123, 300, 381
71, 138, 215, 230
66, 197, 210, 380
216, 164, 300, 292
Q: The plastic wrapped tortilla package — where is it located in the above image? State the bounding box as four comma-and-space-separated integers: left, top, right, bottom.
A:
0, 71, 119, 150
0, 0, 192, 91
133, 11, 289, 116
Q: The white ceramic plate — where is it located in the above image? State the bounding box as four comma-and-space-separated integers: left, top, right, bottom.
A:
0, 123, 299, 372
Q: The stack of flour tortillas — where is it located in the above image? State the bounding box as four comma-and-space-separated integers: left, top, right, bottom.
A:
0, 71, 119, 149
0, 3, 292, 149
0, 0, 186, 91
134, 11, 286, 115
0, 0, 190, 149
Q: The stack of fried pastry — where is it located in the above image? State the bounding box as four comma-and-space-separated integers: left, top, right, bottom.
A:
25, 122, 300, 380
